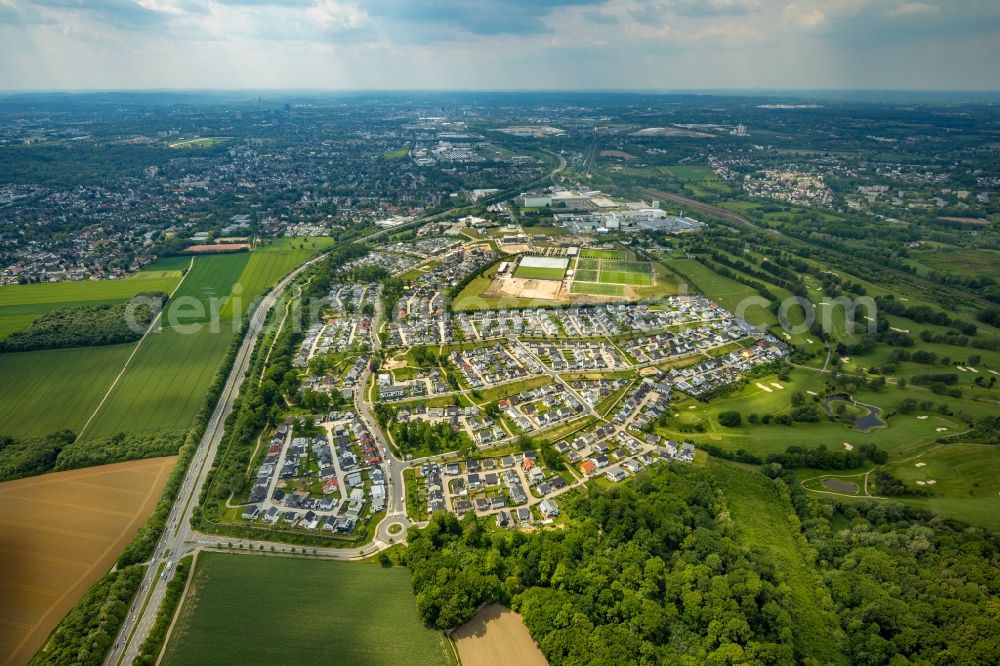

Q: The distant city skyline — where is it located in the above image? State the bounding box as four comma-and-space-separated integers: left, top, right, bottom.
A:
0, 0, 998, 91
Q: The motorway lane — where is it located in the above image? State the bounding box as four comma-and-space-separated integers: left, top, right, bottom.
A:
108, 157, 569, 664
107, 254, 328, 665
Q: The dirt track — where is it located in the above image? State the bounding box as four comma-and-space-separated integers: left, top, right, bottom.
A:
451, 604, 547, 666
0, 457, 176, 665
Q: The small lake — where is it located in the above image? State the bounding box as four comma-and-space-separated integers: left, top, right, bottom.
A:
820, 394, 886, 432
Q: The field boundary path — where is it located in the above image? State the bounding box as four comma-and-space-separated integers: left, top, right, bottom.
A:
76, 258, 195, 442
107, 253, 324, 666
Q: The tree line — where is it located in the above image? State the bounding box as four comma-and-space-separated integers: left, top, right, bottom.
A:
0, 292, 165, 352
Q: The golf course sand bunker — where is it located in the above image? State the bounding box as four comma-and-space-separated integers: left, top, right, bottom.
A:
452, 604, 547, 666
821, 477, 859, 494
0, 456, 176, 665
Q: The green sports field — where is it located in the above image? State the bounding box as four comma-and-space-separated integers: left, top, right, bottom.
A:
574, 269, 599, 282
599, 270, 653, 286
162, 554, 455, 666
580, 248, 625, 260
571, 282, 625, 297
513, 265, 566, 280
0, 345, 134, 437
575, 258, 601, 271
600, 260, 650, 274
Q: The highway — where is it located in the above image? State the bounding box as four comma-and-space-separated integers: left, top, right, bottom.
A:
107, 152, 567, 664
106, 252, 329, 665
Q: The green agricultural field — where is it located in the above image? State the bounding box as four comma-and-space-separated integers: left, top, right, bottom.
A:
573, 269, 599, 282
513, 265, 566, 281
0, 345, 134, 437
162, 553, 455, 666
219, 237, 333, 319
0, 271, 183, 340
599, 271, 653, 286
911, 248, 1000, 281
170, 252, 250, 323
580, 248, 625, 260
571, 282, 625, 297
663, 165, 716, 182
79, 324, 235, 439
0, 244, 327, 442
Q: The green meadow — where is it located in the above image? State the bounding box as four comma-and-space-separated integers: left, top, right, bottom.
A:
162, 554, 454, 666
0, 345, 134, 437
0, 270, 182, 340
0, 241, 331, 442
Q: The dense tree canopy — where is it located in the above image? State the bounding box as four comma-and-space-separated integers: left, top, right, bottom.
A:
407, 464, 1000, 665
0, 293, 165, 352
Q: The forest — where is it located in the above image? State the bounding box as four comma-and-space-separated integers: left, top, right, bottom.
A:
0, 429, 184, 482
405, 463, 1000, 665
0, 292, 165, 352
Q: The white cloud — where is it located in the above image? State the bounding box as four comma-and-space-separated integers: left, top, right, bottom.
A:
783, 3, 825, 28
887, 2, 939, 18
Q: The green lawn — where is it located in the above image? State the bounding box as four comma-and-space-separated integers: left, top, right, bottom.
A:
600, 260, 651, 274
710, 463, 847, 664
575, 258, 601, 271
599, 271, 653, 286
571, 282, 625, 297
162, 553, 455, 666
662, 257, 772, 325
883, 443, 1000, 530
580, 248, 625, 260
573, 269, 599, 282
383, 144, 411, 159
0, 345, 134, 437
513, 265, 566, 281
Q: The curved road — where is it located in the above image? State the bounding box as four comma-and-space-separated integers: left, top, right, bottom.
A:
108, 155, 568, 664
107, 252, 329, 665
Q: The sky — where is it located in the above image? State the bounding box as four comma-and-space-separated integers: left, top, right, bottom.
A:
0, 0, 997, 90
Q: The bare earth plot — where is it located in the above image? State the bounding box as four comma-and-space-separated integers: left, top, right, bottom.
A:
0, 457, 175, 666
451, 604, 547, 666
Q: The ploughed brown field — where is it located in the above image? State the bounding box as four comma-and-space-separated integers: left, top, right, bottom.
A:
451, 604, 547, 666
183, 243, 251, 253
0, 457, 175, 666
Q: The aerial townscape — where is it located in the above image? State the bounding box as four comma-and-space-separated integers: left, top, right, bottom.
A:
1, 3, 1000, 666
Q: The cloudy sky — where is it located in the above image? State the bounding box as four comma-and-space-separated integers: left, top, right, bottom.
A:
0, 0, 997, 90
